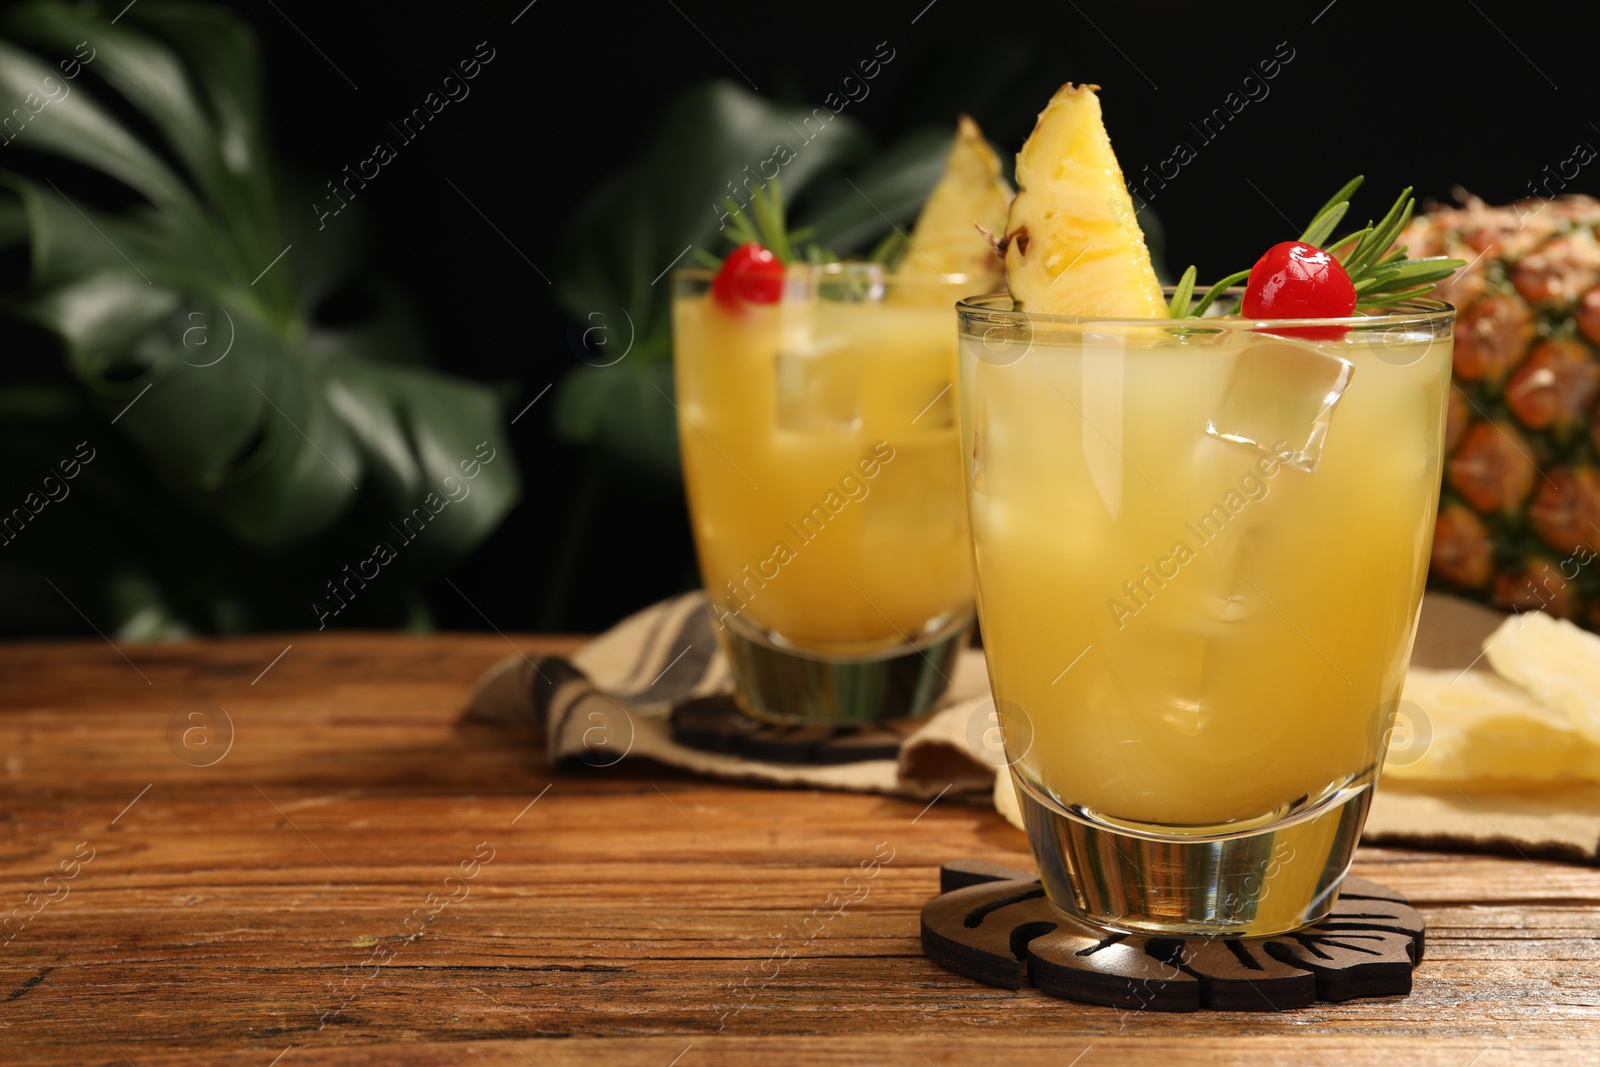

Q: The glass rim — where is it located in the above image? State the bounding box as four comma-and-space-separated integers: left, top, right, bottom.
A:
674, 261, 982, 287
957, 288, 1455, 329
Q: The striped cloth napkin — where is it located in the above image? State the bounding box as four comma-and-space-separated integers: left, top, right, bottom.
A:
465, 592, 1600, 863
466, 592, 997, 800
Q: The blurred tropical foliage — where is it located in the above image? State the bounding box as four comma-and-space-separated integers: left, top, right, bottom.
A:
0, 4, 1134, 635
0, 1, 519, 636
551, 83, 950, 485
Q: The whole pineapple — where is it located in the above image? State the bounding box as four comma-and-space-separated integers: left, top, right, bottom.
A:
1405, 194, 1600, 630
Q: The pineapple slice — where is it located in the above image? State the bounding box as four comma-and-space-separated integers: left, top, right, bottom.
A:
900, 115, 1012, 284
1003, 83, 1166, 317
1485, 611, 1600, 743
1387, 667, 1597, 781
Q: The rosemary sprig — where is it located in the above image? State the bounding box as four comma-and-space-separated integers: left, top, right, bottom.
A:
1167, 265, 1197, 318
713, 177, 833, 266
1170, 176, 1464, 318
1298, 175, 1362, 247
1188, 269, 1250, 318
867, 227, 910, 269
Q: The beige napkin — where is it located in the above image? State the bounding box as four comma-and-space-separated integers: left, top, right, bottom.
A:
466, 592, 1600, 862
466, 592, 995, 799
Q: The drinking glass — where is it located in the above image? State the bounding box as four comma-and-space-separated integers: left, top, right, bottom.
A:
957, 292, 1454, 936
672, 263, 976, 725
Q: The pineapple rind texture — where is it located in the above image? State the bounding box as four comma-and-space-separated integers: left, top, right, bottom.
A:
1410, 194, 1600, 631
1001, 83, 1166, 318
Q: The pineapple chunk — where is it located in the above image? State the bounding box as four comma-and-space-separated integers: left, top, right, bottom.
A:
992, 768, 1025, 832
901, 115, 1012, 284
1003, 83, 1166, 317
1387, 667, 1597, 781
1485, 611, 1600, 743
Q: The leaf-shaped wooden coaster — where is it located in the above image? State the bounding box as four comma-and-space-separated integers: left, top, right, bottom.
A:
671, 696, 906, 763
922, 860, 1424, 1012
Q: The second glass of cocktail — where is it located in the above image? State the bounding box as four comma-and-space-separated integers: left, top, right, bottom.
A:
672, 119, 1012, 725
674, 264, 978, 724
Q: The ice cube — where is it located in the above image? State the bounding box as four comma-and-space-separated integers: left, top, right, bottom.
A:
1204, 337, 1353, 472
1080, 333, 1127, 518
775, 338, 860, 431
1211, 592, 1253, 624
774, 283, 861, 432
1115, 624, 1207, 737
861, 440, 965, 538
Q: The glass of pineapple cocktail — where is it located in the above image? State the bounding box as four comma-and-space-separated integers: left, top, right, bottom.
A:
673, 265, 978, 724
671, 118, 1011, 726
962, 296, 1453, 936
971, 81, 1461, 936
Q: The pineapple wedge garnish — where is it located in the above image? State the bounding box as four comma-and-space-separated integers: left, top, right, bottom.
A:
1003, 83, 1166, 316
900, 115, 1012, 285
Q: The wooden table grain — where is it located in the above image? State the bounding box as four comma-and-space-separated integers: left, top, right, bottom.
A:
3, 634, 1599, 1065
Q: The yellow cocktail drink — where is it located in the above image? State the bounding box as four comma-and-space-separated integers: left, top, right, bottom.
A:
959, 296, 1454, 934
673, 265, 976, 722
959, 76, 1463, 938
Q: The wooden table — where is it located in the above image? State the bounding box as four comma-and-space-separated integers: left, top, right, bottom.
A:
3, 634, 1599, 1065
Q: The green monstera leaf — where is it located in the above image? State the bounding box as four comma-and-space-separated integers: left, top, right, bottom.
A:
550, 81, 971, 483
0, 1, 519, 633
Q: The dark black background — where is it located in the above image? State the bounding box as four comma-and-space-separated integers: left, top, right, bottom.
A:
10, 0, 1598, 634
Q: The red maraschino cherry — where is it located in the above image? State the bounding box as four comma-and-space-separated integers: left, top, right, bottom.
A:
712, 242, 784, 310
1241, 241, 1357, 339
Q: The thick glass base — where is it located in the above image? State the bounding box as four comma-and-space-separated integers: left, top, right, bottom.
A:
1013, 770, 1375, 938
718, 610, 972, 726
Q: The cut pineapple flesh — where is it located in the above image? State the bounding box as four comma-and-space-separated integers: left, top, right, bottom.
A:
1484, 611, 1600, 743
1387, 611, 1600, 782
1389, 667, 1596, 781
1003, 83, 1166, 317
901, 115, 1012, 285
